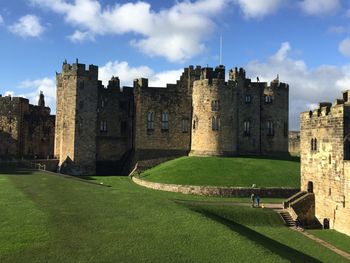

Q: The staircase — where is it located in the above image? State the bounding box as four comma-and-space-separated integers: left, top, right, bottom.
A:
279, 211, 296, 227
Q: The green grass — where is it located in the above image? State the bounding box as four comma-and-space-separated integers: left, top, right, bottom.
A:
141, 156, 300, 188
0, 168, 347, 263
309, 229, 350, 254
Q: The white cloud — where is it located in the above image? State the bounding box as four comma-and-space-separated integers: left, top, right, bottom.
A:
99, 61, 153, 87
339, 38, 350, 57
29, 0, 229, 62
0, 15, 4, 25
245, 42, 350, 130
99, 60, 183, 87
4, 91, 14, 96
18, 77, 56, 112
68, 30, 95, 43
234, 0, 284, 18
299, 0, 341, 16
9, 15, 45, 38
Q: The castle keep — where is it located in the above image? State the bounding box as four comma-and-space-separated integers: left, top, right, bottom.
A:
300, 92, 350, 236
55, 61, 289, 175
0, 92, 55, 158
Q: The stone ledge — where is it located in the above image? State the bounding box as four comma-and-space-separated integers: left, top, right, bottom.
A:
132, 176, 299, 198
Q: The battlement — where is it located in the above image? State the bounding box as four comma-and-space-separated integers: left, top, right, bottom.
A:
0, 95, 29, 104
229, 67, 246, 81
61, 59, 98, 78
199, 65, 225, 81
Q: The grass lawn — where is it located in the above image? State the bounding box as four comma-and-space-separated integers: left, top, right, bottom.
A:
0, 168, 346, 263
141, 156, 300, 188
308, 230, 350, 254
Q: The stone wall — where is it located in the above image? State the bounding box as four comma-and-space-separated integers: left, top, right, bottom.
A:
132, 176, 299, 197
133, 67, 201, 161
0, 94, 55, 158
300, 96, 350, 236
289, 131, 300, 153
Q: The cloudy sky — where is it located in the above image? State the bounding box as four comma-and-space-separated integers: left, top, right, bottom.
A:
1, 0, 350, 130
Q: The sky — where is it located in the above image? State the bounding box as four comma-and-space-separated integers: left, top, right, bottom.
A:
1, 0, 350, 130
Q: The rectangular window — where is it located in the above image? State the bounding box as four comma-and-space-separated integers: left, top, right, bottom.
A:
265, 95, 273, 104
147, 112, 154, 130
244, 121, 250, 136
161, 112, 169, 130
181, 119, 189, 133
212, 116, 220, 131
245, 95, 252, 104
100, 120, 107, 132
211, 100, 219, 111
267, 121, 274, 136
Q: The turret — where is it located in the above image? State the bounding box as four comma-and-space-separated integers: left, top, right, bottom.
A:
38, 91, 45, 107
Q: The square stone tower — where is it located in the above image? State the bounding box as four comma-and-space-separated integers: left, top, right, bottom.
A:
55, 60, 98, 175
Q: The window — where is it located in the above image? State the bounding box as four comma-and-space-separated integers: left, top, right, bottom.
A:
211, 100, 220, 111
244, 121, 250, 136
311, 138, 317, 151
245, 95, 252, 104
161, 112, 169, 130
101, 99, 105, 108
212, 116, 220, 131
267, 121, 274, 136
265, 95, 273, 103
147, 112, 154, 130
193, 116, 198, 130
100, 120, 107, 132
181, 119, 189, 133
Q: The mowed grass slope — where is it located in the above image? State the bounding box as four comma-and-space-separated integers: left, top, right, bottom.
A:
0, 169, 346, 263
141, 156, 300, 188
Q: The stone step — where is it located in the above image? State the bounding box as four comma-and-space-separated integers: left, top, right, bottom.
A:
279, 211, 296, 227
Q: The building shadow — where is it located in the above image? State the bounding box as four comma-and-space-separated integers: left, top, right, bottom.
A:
185, 205, 321, 262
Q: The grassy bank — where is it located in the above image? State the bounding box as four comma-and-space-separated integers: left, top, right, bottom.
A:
141, 156, 300, 188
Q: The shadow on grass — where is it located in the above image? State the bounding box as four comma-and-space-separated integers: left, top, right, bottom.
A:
0, 167, 35, 175
187, 205, 321, 262
239, 155, 300, 163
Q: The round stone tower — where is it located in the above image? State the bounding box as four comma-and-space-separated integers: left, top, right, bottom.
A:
190, 66, 238, 156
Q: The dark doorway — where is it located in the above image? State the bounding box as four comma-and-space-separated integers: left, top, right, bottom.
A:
307, 181, 313, 193
323, 218, 330, 229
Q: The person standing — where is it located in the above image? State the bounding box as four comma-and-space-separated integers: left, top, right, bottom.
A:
250, 193, 255, 207
256, 195, 260, 207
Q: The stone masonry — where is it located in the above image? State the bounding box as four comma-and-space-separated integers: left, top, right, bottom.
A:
0, 92, 55, 158
55, 61, 289, 175
300, 92, 350, 236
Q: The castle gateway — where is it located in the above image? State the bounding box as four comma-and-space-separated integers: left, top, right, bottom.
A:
55, 61, 289, 175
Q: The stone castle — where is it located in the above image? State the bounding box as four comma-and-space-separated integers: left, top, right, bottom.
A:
0, 92, 55, 158
299, 92, 350, 236
54, 60, 289, 175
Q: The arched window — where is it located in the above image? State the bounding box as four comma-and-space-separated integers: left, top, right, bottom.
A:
147, 112, 154, 130
267, 121, 274, 136
244, 121, 250, 136
161, 112, 169, 130
181, 119, 189, 133
212, 116, 220, 131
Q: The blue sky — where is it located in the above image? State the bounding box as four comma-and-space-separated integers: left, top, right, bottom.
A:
1, 0, 350, 129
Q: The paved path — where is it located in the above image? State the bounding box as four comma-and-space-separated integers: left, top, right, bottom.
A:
174, 199, 350, 261
294, 228, 350, 261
